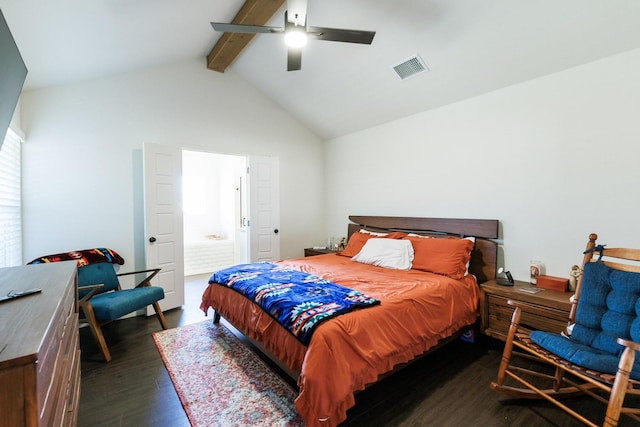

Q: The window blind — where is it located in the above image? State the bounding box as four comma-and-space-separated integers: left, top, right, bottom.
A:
0, 129, 22, 267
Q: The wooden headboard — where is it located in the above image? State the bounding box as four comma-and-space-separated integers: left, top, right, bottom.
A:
347, 215, 499, 284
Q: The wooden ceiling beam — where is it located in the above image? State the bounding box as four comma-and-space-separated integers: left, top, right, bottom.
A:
207, 0, 286, 73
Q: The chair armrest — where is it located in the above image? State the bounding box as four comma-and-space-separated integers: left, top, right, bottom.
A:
78, 284, 104, 303
117, 268, 161, 288
116, 268, 160, 277
618, 338, 640, 352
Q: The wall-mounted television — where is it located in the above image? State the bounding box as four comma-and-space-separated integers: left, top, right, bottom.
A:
0, 8, 27, 149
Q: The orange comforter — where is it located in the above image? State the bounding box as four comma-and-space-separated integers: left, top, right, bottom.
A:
200, 254, 480, 426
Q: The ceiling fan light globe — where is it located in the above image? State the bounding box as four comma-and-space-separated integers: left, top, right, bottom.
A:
284, 29, 308, 48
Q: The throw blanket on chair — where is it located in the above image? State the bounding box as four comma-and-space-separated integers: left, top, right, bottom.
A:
210, 262, 380, 345
28, 248, 125, 267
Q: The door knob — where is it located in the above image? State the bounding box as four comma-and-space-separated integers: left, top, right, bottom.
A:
149, 236, 157, 243
274, 229, 279, 234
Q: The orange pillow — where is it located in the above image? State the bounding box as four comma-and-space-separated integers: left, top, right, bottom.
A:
338, 231, 407, 257
405, 236, 474, 279
383, 231, 407, 239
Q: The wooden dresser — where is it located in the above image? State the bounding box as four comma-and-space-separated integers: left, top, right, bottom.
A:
0, 261, 80, 427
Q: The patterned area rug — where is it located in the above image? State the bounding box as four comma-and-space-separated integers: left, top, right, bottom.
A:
153, 321, 304, 427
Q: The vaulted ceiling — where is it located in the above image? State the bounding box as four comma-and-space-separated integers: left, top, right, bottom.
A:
206, 0, 285, 73
2, 0, 640, 140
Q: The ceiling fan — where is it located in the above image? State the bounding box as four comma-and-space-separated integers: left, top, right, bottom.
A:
210, 0, 376, 71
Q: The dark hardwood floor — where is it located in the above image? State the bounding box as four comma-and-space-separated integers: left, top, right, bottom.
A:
78, 276, 638, 427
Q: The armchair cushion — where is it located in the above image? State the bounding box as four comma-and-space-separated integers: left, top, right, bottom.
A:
88, 286, 165, 323
78, 262, 121, 296
529, 331, 640, 380
530, 260, 640, 380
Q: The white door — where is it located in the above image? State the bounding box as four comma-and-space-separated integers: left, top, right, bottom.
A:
235, 174, 249, 264
143, 142, 185, 311
248, 156, 280, 262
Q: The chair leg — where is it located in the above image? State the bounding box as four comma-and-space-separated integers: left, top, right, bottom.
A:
553, 366, 565, 392
213, 311, 221, 324
603, 346, 635, 427
494, 306, 522, 388
152, 301, 168, 330
79, 301, 112, 362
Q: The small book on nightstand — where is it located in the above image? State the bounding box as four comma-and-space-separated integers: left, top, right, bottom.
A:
518, 287, 543, 294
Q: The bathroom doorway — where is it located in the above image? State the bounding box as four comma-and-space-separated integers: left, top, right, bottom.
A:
182, 150, 247, 306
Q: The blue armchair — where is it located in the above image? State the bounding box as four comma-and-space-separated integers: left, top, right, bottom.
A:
28, 248, 167, 362
78, 262, 168, 362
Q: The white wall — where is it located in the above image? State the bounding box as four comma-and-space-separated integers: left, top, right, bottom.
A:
8, 99, 24, 138
325, 49, 640, 282
20, 58, 325, 268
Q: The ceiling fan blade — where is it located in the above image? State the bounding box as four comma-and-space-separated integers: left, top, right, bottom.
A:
210, 22, 283, 34
308, 26, 375, 44
287, 47, 302, 71
286, 0, 308, 26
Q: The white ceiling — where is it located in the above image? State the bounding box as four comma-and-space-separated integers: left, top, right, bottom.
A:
2, 0, 640, 140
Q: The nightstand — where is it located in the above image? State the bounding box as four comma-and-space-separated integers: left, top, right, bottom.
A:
479, 279, 572, 341
304, 248, 336, 257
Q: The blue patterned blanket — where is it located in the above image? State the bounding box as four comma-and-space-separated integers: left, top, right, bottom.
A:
210, 262, 380, 345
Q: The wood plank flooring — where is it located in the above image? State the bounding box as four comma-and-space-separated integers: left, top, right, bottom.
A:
78, 275, 639, 426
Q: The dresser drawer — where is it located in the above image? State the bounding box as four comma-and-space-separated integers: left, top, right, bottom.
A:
50, 300, 79, 426
487, 294, 568, 336
39, 281, 75, 424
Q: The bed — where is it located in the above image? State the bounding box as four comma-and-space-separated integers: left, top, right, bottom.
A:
200, 216, 499, 426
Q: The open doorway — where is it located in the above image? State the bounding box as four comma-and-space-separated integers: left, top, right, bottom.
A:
182, 150, 248, 307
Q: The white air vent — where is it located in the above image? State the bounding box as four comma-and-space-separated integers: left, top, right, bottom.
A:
392, 54, 429, 80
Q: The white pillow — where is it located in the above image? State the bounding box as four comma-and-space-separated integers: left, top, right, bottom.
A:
359, 228, 389, 237
352, 238, 414, 270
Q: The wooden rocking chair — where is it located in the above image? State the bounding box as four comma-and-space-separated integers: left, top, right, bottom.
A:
491, 233, 640, 427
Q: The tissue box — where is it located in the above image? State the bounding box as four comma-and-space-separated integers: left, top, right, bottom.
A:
536, 275, 569, 292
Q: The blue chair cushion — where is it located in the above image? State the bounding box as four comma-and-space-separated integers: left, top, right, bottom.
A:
88, 286, 165, 323
530, 261, 640, 380
530, 331, 640, 380
78, 262, 121, 297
